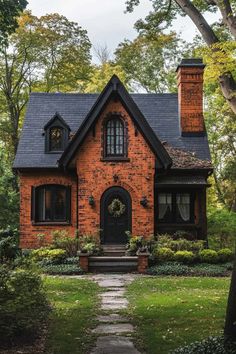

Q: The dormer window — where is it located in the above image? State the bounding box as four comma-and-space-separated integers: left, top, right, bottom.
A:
44, 113, 70, 153
49, 127, 63, 151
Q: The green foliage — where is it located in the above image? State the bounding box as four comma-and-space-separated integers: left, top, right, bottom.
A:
52, 230, 78, 257
41, 264, 83, 275
115, 32, 183, 93
0, 150, 19, 229
153, 247, 175, 262
208, 207, 236, 249
157, 234, 205, 253
174, 251, 195, 264
171, 336, 236, 354
199, 249, 219, 264
147, 262, 231, 277
0, 236, 20, 262
126, 236, 144, 255
31, 248, 66, 264
0, 265, 50, 345
0, 0, 27, 46
217, 248, 234, 263
78, 234, 101, 255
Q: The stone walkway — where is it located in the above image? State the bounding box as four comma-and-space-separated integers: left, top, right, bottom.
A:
89, 274, 141, 354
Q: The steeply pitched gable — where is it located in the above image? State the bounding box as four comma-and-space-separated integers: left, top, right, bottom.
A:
59, 75, 172, 170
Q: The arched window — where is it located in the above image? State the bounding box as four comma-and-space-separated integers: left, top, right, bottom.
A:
32, 184, 71, 223
49, 127, 63, 151
105, 117, 125, 157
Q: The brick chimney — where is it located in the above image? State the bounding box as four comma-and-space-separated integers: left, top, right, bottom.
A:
177, 59, 205, 136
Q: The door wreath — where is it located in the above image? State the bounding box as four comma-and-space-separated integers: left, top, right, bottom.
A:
108, 198, 126, 218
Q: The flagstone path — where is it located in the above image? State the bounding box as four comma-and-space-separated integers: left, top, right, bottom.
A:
89, 274, 142, 354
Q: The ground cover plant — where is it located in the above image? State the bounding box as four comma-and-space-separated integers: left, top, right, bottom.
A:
125, 277, 229, 354
44, 276, 100, 354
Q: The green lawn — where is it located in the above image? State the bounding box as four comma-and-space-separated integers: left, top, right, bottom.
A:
44, 276, 100, 354
125, 277, 230, 354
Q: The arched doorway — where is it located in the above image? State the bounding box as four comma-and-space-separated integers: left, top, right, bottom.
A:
100, 186, 132, 244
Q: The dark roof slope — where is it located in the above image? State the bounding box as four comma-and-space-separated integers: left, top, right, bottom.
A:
13, 92, 211, 169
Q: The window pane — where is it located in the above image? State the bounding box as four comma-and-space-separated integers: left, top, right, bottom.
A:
54, 188, 66, 220
106, 117, 124, 156
50, 127, 63, 151
36, 187, 45, 221
158, 193, 172, 221
176, 193, 190, 222
45, 189, 52, 220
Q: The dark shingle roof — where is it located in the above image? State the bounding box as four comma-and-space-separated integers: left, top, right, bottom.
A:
13, 92, 211, 169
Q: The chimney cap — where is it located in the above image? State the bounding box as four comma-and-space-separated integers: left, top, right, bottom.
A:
176, 58, 205, 71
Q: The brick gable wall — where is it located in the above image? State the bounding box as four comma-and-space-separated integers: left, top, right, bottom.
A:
75, 98, 156, 238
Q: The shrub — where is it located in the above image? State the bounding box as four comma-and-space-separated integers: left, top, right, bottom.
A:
41, 264, 83, 275
174, 251, 195, 264
0, 265, 50, 345
147, 262, 230, 277
0, 236, 20, 262
148, 262, 190, 276
156, 234, 205, 253
64, 256, 80, 264
52, 230, 79, 257
153, 247, 174, 263
199, 249, 218, 264
218, 248, 234, 263
126, 236, 144, 255
78, 234, 101, 255
31, 248, 66, 264
171, 336, 236, 354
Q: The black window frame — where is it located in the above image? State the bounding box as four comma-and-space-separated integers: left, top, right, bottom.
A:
104, 116, 127, 158
31, 184, 71, 224
157, 191, 195, 224
45, 116, 69, 154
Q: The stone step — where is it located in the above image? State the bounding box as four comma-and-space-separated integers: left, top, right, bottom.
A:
89, 256, 138, 273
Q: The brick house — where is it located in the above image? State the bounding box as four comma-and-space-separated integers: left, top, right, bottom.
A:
14, 59, 212, 249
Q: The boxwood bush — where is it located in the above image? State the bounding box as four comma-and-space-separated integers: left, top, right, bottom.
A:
218, 248, 234, 263
153, 247, 175, 263
171, 336, 236, 354
0, 265, 50, 346
31, 248, 67, 264
199, 249, 219, 264
174, 251, 195, 264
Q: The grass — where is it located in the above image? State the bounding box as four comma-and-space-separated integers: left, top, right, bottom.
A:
125, 276, 230, 354
44, 276, 100, 354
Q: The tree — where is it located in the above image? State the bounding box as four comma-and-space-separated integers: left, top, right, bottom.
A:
85, 62, 127, 93
126, 0, 236, 115
115, 31, 184, 93
0, 11, 92, 156
0, 0, 27, 46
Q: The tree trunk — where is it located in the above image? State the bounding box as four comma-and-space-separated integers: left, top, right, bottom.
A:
175, 0, 236, 115
224, 249, 236, 339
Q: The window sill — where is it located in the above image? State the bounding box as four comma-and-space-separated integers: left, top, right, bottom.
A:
32, 221, 71, 226
101, 157, 130, 162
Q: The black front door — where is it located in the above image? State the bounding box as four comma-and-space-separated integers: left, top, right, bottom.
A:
101, 187, 132, 244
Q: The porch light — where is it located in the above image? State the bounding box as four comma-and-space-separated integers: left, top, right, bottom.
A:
88, 195, 95, 206
140, 196, 148, 207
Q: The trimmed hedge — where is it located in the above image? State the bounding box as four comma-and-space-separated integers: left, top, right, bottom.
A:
171, 336, 236, 354
174, 251, 195, 264
199, 249, 218, 264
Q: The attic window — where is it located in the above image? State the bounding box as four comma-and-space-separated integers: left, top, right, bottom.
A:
44, 113, 70, 153
49, 127, 63, 151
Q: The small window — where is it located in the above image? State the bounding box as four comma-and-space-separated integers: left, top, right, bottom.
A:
105, 117, 125, 157
49, 127, 63, 151
33, 185, 70, 223
158, 192, 193, 224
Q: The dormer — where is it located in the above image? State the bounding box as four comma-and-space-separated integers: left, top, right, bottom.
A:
44, 112, 70, 153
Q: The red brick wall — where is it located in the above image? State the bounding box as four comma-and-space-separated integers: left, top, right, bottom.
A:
76, 98, 156, 239
19, 172, 77, 248
177, 66, 205, 134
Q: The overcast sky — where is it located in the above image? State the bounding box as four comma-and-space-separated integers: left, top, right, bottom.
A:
27, 0, 218, 62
